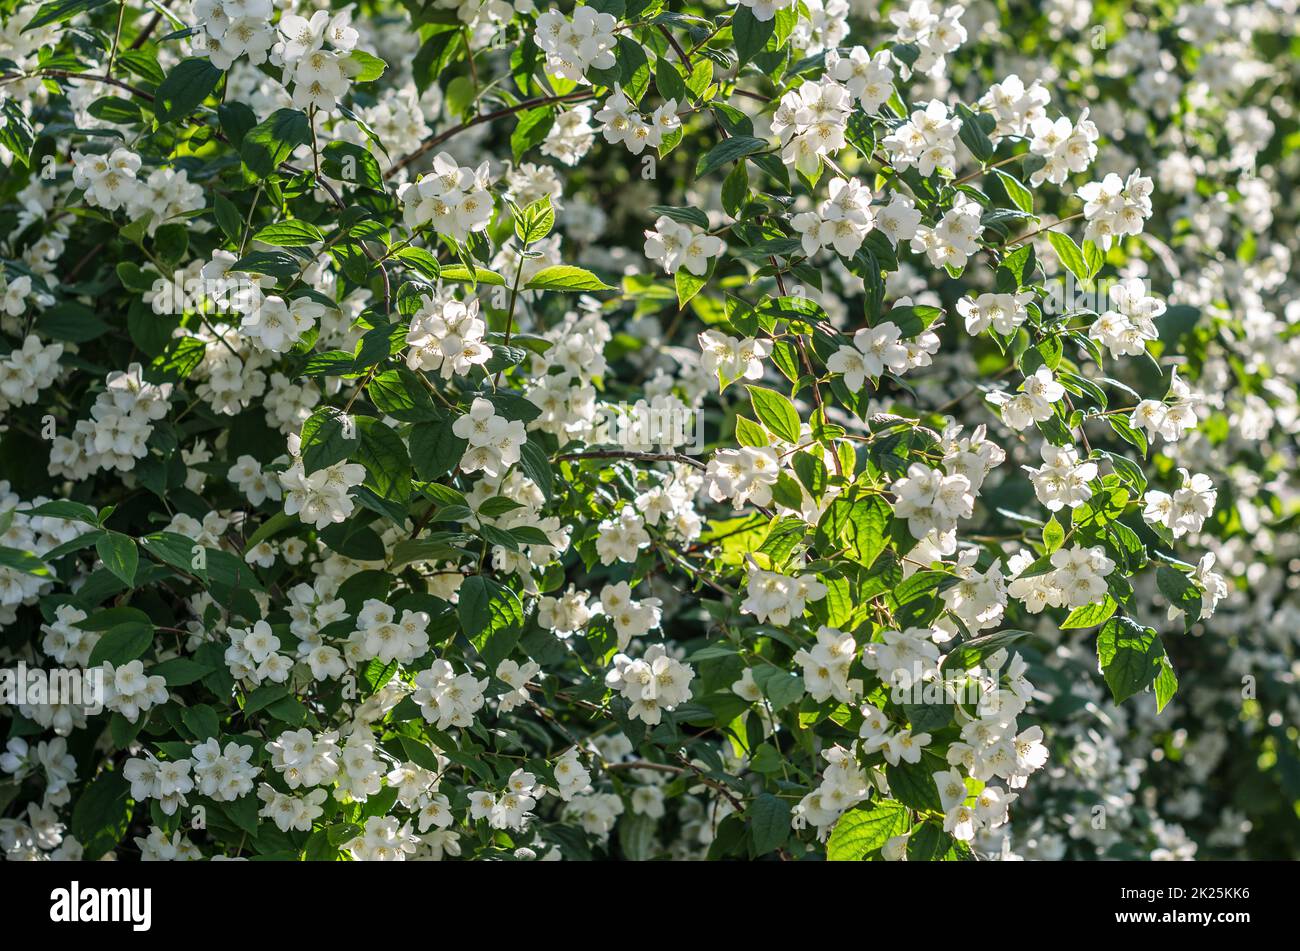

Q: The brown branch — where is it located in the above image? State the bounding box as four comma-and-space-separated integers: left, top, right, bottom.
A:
556, 450, 707, 471
384, 91, 595, 179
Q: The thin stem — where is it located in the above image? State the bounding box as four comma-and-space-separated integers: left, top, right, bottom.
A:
556, 450, 707, 471
385, 92, 594, 179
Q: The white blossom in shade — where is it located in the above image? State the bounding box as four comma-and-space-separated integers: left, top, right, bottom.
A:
987, 365, 1065, 431
347, 815, 419, 861
604, 643, 695, 725
794, 626, 862, 703
534, 6, 618, 82
266, 729, 342, 789
552, 749, 592, 801
826, 45, 893, 113
978, 74, 1050, 139
279, 432, 367, 530
826, 321, 911, 391
1143, 469, 1217, 538
0, 334, 63, 413
71, 148, 141, 211
883, 99, 961, 177
1048, 544, 1115, 609
891, 461, 975, 538
496, 659, 541, 713
888, 0, 967, 77
791, 176, 875, 258
697, 329, 770, 386
1025, 443, 1097, 511
350, 599, 431, 665
405, 295, 491, 379
537, 585, 596, 638
453, 398, 526, 478
227, 454, 283, 506
728, 0, 798, 23
257, 784, 327, 833
413, 659, 489, 730
191, 737, 260, 802
599, 580, 663, 650
595, 505, 651, 564
740, 567, 828, 626
1028, 109, 1099, 186
100, 660, 168, 722
396, 152, 494, 241
1130, 369, 1200, 444
791, 746, 869, 839
940, 548, 1007, 636
956, 291, 1034, 335
644, 215, 726, 276
910, 195, 984, 268
240, 295, 322, 353
874, 193, 924, 245
704, 446, 780, 510
861, 625, 941, 690
771, 77, 854, 176
542, 105, 596, 165
1078, 169, 1155, 250
941, 422, 1006, 493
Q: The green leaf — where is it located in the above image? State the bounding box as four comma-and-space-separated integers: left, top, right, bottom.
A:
1060, 595, 1117, 629
181, 703, 221, 739
87, 622, 154, 667
674, 266, 710, 308
1154, 654, 1179, 713
747, 385, 801, 443
885, 759, 944, 811
150, 658, 214, 686
518, 440, 554, 501
748, 792, 790, 855
409, 419, 467, 481
71, 768, 133, 861
1082, 239, 1104, 279
826, 800, 910, 860
514, 196, 555, 245
732, 7, 776, 66
994, 168, 1033, 214
751, 666, 804, 711
1096, 616, 1166, 704
96, 532, 139, 587
1042, 515, 1065, 552
956, 103, 995, 163
1047, 231, 1089, 282
510, 106, 555, 162
941, 629, 1031, 671
156, 58, 222, 123
242, 108, 312, 178
349, 50, 388, 82
523, 265, 613, 291
0, 545, 49, 576
906, 821, 966, 861
439, 265, 506, 286
253, 220, 325, 246
354, 416, 413, 504
458, 576, 523, 669
654, 55, 688, 102
695, 135, 769, 178
300, 407, 361, 474
841, 495, 891, 568
1157, 565, 1202, 622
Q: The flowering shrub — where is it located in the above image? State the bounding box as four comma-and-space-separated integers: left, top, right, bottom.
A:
0, 0, 1296, 862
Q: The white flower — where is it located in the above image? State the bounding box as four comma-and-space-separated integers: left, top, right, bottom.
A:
644, 215, 725, 276
604, 643, 695, 725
